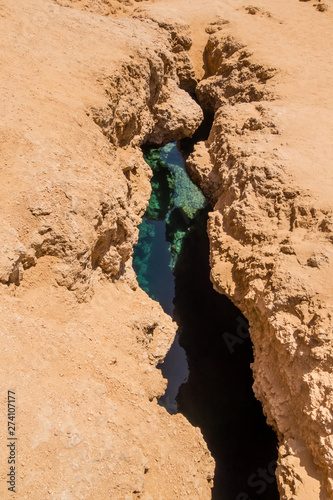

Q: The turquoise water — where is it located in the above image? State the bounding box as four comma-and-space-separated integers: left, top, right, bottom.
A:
133, 143, 206, 412
133, 142, 206, 299
133, 141, 279, 498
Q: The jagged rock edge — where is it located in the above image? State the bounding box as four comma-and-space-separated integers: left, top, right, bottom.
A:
186, 32, 333, 499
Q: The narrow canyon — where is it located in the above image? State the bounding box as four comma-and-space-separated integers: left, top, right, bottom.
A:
0, 0, 332, 499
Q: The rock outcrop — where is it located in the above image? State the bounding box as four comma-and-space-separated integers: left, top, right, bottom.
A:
0, 0, 203, 301
0, 1, 213, 498
187, 30, 333, 499
1, 0, 333, 498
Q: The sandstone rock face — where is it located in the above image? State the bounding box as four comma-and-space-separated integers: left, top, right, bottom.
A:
132, 7, 198, 93
188, 30, 333, 500
0, 0, 202, 301
91, 11, 202, 147
1, 0, 333, 498
0, 0, 213, 498
196, 35, 276, 111
92, 66, 202, 147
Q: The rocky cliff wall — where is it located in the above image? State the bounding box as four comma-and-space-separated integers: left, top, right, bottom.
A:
1, 0, 332, 498
187, 31, 333, 499
0, 1, 202, 302
0, 1, 213, 498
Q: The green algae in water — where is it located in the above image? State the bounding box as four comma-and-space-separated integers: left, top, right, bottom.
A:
133, 220, 155, 296
133, 142, 207, 307
163, 143, 206, 267
161, 143, 206, 220
165, 207, 189, 268
143, 142, 206, 228
132, 142, 207, 412
142, 147, 176, 221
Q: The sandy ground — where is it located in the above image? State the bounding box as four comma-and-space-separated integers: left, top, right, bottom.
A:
0, 0, 332, 498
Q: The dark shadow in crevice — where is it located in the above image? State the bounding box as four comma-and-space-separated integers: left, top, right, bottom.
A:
178, 106, 214, 160
174, 206, 279, 500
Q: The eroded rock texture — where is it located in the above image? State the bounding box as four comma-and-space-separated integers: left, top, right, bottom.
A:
0, 0, 202, 302
187, 32, 333, 499
1, 0, 333, 498
0, 1, 212, 498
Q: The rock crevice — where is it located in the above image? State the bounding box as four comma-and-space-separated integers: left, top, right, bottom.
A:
187, 31, 333, 500
0, 3, 214, 498
0, 18, 203, 303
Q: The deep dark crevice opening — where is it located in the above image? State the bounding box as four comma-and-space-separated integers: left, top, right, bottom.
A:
134, 105, 278, 499
179, 105, 214, 159
174, 206, 279, 500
